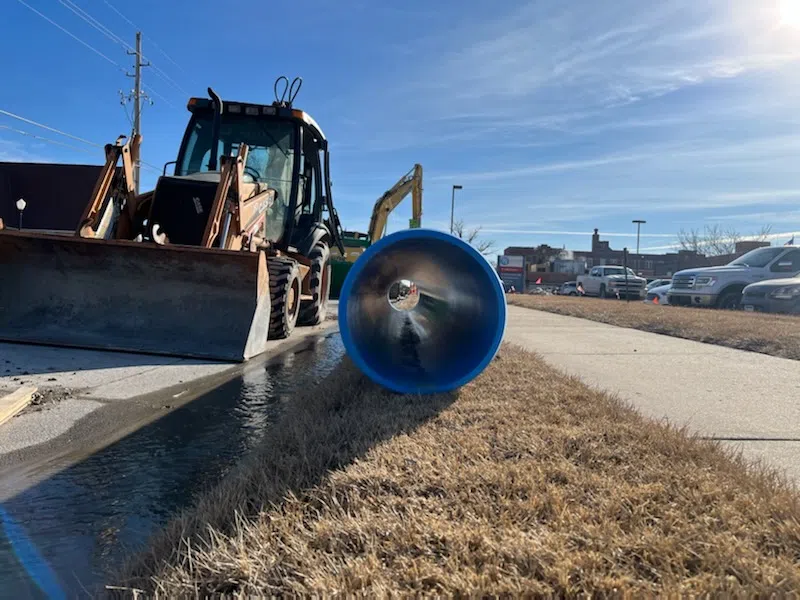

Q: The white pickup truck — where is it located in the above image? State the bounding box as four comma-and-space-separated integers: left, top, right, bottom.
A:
576, 265, 647, 299
667, 245, 800, 309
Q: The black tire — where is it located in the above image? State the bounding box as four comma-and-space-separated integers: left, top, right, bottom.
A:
599, 284, 607, 299
716, 289, 743, 310
568, 291, 577, 296
298, 241, 331, 326
268, 257, 301, 339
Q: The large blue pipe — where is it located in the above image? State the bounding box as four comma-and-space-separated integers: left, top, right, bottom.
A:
339, 229, 507, 394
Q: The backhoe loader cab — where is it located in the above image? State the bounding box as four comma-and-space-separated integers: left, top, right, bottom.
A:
164, 91, 341, 256
0, 81, 344, 361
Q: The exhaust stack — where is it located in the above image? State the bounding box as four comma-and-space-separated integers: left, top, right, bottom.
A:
339, 229, 506, 394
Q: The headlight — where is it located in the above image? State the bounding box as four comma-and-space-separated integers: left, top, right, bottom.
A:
770, 286, 800, 300
694, 276, 717, 287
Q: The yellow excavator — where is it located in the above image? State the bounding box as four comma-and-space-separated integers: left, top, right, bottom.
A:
0, 79, 345, 361
330, 164, 422, 296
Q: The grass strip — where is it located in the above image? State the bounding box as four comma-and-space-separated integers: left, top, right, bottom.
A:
509, 295, 800, 360
116, 344, 800, 596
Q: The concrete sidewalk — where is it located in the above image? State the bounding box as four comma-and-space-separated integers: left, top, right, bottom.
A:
505, 305, 800, 484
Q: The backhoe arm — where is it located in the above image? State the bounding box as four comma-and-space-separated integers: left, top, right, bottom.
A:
409, 164, 422, 229
77, 134, 138, 239
367, 163, 423, 242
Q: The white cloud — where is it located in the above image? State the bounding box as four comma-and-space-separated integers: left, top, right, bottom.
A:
428, 133, 800, 199
327, 0, 800, 237
710, 209, 800, 222
371, 1, 800, 121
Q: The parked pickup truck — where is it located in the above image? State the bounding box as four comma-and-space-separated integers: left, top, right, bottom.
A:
667, 245, 800, 309
576, 265, 647, 299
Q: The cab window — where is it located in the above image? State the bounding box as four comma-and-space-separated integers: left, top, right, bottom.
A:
770, 249, 800, 273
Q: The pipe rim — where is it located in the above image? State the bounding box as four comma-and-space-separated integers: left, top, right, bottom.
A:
338, 228, 507, 394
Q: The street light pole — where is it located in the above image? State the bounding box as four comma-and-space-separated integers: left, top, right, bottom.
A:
450, 185, 463, 235
16, 198, 26, 231
632, 219, 646, 255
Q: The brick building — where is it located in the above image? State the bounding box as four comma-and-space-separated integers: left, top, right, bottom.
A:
504, 228, 770, 288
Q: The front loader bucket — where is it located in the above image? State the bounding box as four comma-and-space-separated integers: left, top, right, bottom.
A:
0, 231, 271, 361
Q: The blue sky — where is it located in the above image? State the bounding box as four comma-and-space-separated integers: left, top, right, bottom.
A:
3, 0, 800, 253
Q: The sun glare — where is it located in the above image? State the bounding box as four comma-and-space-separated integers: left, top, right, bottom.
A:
779, 0, 800, 27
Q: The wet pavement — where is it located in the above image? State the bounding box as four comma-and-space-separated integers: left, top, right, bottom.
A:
0, 333, 344, 598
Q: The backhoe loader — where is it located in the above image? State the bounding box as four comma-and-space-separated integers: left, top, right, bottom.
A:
330, 164, 422, 296
0, 79, 344, 361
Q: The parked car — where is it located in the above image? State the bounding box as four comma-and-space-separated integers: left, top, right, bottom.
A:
576, 266, 647, 299
558, 281, 579, 296
741, 277, 800, 314
645, 283, 671, 305
646, 278, 672, 291
668, 245, 800, 309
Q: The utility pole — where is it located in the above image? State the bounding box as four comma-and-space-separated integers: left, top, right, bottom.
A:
125, 32, 149, 195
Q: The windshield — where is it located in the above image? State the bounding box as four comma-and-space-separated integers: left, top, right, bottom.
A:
730, 247, 784, 268
177, 113, 297, 242
605, 267, 637, 277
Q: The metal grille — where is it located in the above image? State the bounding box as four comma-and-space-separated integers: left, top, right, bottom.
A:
671, 275, 694, 289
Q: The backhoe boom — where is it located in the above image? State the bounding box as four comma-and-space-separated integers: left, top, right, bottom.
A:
367, 164, 422, 242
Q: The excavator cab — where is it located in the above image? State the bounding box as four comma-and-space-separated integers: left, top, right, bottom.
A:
330, 164, 422, 298
0, 79, 344, 361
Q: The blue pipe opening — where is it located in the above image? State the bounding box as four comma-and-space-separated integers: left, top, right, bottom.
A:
339, 229, 507, 394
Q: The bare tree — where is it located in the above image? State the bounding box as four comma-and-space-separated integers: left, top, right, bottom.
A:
677, 224, 773, 256
452, 219, 496, 256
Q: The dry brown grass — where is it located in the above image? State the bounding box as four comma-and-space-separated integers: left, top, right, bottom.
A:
115, 345, 800, 597
510, 295, 800, 360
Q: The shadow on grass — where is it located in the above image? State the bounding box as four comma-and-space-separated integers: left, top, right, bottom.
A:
110, 352, 458, 595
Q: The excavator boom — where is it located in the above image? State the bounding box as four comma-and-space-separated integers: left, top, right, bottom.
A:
367, 164, 423, 242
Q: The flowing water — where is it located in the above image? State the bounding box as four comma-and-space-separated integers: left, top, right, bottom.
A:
0, 333, 344, 598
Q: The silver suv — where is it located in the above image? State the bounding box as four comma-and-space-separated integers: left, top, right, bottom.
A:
668, 246, 800, 309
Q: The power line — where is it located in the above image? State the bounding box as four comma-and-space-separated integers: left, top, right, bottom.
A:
0, 125, 96, 155
0, 114, 162, 174
144, 57, 191, 97
16, 0, 123, 70
139, 161, 162, 175
18, 0, 179, 111
1, 114, 163, 175
58, 0, 130, 50
0, 109, 103, 148
58, 0, 190, 98
100, 0, 191, 78
143, 83, 179, 109
101, 0, 136, 29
